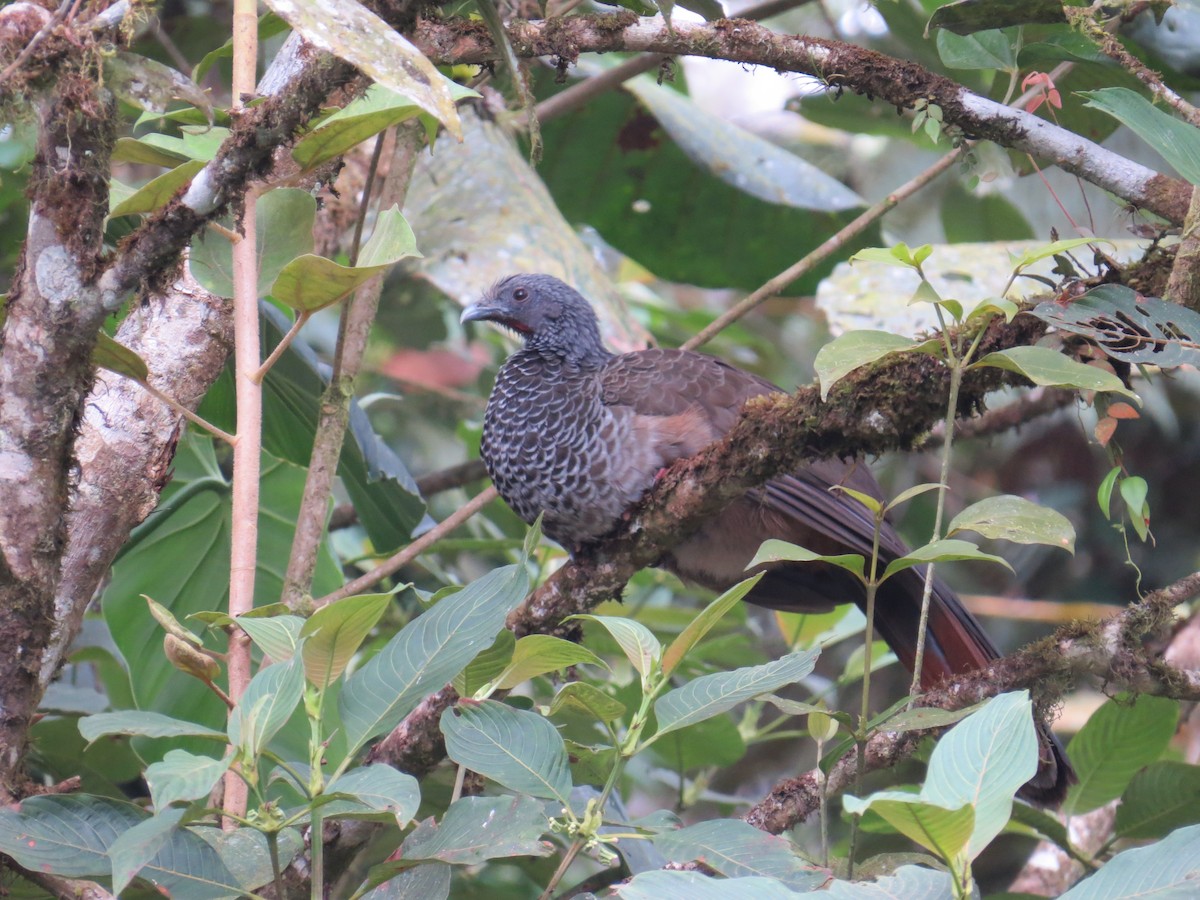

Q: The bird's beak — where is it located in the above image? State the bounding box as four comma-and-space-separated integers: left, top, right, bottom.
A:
460, 302, 498, 325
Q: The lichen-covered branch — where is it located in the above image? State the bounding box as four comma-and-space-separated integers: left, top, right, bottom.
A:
412, 14, 1191, 225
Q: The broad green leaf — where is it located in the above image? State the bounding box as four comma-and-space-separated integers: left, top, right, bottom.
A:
236, 614, 305, 662
493, 635, 605, 690
1120, 475, 1150, 540
973, 346, 1136, 398
661, 575, 761, 677
189, 188, 316, 299
653, 648, 820, 740
228, 655, 305, 758
748, 539, 865, 580
79, 710, 226, 743
1059, 823, 1200, 899
260, 0, 463, 139
441, 700, 573, 804
110, 160, 206, 219
199, 827, 304, 898
937, 28, 1016, 70
400, 795, 552, 864
814, 331, 917, 401
109, 807, 187, 896
293, 82, 478, 170
824, 864, 956, 897
1115, 761, 1200, 840
922, 691, 1038, 858
1081, 88, 1200, 186
574, 615, 661, 678
881, 539, 1012, 581
339, 564, 528, 754
324, 764, 420, 825
947, 494, 1076, 552
300, 592, 392, 688
357, 206, 421, 268
360, 862, 452, 900
454, 629, 515, 698
1063, 693, 1178, 816
547, 682, 627, 723
652, 819, 828, 890
145, 749, 231, 808
877, 703, 983, 734
843, 792, 974, 862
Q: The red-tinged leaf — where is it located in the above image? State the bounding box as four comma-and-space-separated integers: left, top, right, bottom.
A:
1095, 417, 1117, 446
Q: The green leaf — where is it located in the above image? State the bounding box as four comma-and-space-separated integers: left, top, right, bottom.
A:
936, 28, 1016, 70
189, 188, 317, 299
324, 765, 420, 825
922, 691, 1039, 858
947, 494, 1076, 552
300, 592, 392, 688
493, 635, 605, 691
227, 655, 305, 758
1097, 465, 1121, 519
615, 870, 813, 898
1063, 693, 1179, 816
814, 331, 917, 401
844, 791, 974, 862
454, 628, 515, 698
1059, 823, 1200, 899
574, 615, 661, 678
748, 539, 865, 580
108, 807, 187, 896
1115, 761, 1200, 840
850, 243, 931, 269
145, 749, 231, 808
400, 795, 552, 864
653, 648, 820, 740
973, 346, 1136, 398
887, 483, 944, 512
339, 564, 528, 755
652, 820, 827, 890
110, 160, 207, 219
1081, 88, 1200, 185
877, 703, 983, 734
236, 614, 305, 662
824, 865, 957, 897
1009, 237, 1109, 273
441, 700, 573, 804
881, 539, 1012, 581
662, 575, 762, 677
78, 710, 226, 743
358, 206, 422, 268
1120, 475, 1150, 540
293, 83, 479, 171
360, 862, 451, 900
547, 682, 627, 723
260, 0, 464, 139
103, 51, 213, 121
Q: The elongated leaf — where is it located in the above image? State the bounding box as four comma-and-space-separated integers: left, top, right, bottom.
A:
882, 539, 1012, 581
616, 870, 811, 898
662, 575, 761, 677
1063, 693, 1178, 816
236, 614, 305, 662
653, 820, 828, 890
493, 635, 605, 690
79, 711, 226, 743
1081, 88, 1200, 185
574, 615, 661, 678
339, 564, 528, 754
947, 494, 1075, 552
815, 331, 918, 401
441, 700, 573, 804
109, 807, 187, 896
1059, 823, 1200, 899
973, 346, 1136, 398
749, 539, 865, 579
454, 629, 515, 697
548, 682, 627, 723
261, 0, 463, 139
361, 862, 452, 900
301, 592, 392, 688
228, 655, 306, 758
145, 749, 231, 808
653, 648, 820, 740
1115, 761, 1200, 840
111, 159, 207, 219
922, 691, 1038, 858
843, 791, 974, 861
400, 795, 552, 864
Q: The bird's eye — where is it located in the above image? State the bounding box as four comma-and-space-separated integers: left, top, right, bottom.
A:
512, 288, 529, 302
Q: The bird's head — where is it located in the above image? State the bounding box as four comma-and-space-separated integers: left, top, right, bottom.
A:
461, 274, 610, 366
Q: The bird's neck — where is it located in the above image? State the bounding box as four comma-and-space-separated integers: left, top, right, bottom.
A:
524, 335, 613, 370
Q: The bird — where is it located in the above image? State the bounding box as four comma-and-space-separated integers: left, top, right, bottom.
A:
461, 272, 1074, 805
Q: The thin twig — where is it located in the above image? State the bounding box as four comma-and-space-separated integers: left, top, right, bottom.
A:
313, 486, 498, 607
252, 310, 310, 384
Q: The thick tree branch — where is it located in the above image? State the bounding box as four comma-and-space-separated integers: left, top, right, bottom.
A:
412, 15, 1191, 225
